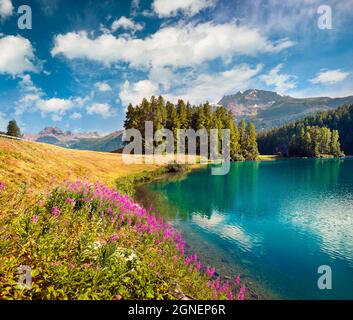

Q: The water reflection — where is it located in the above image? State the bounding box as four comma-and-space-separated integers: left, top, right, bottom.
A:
136, 159, 353, 299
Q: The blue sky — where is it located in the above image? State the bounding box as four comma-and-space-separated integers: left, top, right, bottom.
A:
0, 0, 353, 134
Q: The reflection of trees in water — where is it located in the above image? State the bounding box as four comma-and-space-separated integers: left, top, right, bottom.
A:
282, 159, 342, 195
137, 159, 345, 223
137, 162, 261, 221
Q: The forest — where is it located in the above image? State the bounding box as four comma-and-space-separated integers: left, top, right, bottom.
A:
258, 104, 352, 157
124, 96, 259, 160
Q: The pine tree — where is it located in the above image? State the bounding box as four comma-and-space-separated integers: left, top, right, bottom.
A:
238, 120, 246, 157
244, 122, 259, 160
7, 120, 21, 138
124, 104, 139, 129
177, 99, 188, 129
331, 130, 343, 157
154, 96, 167, 130
203, 102, 212, 131
227, 112, 240, 160
193, 106, 207, 130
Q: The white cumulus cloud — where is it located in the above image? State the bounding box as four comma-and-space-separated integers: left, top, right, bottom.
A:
94, 81, 112, 92
169, 64, 263, 104
70, 112, 82, 120
0, 35, 37, 76
0, 0, 13, 19
310, 69, 349, 85
111, 16, 143, 33
259, 64, 297, 94
152, 0, 216, 17
87, 103, 112, 118
36, 98, 74, 114
119, 80, 159, 106
51, 22, 294, 69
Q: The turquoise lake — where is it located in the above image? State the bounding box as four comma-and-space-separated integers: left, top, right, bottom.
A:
136, 158, 353, 300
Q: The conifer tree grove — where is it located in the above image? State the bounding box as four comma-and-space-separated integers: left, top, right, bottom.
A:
124, 96, 260, 160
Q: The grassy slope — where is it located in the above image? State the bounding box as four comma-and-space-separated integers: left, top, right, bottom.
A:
0, 137, 161, 190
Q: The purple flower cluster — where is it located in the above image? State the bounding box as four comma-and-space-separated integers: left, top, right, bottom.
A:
58, 179, 245, 300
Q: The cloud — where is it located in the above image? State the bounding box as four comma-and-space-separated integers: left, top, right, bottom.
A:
36, 98, 74, 114
51, 22, 294, 69
15, 76, 91, 121
119, 64, 262, 106
111, 16, 143, 33
152, 0, 216, 17
167, 64, 263, 104
119, 80, 159, 106
87, 103, 112, 118
259, 64, 297, 93
94, 81, 112, 92
18, 74, 42, 94
0, 35, 37, 76
0, 0, 13, 19
310, 69, 349, 85
70, 112, 82, 120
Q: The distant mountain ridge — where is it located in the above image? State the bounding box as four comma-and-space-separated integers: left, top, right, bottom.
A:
24, 127, 124, 152
218, 89, 353, 130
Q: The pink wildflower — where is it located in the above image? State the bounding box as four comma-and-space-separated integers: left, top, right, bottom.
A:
206, 267, 216, 278
196, 261, 201, 271
51, 261, 59, 267
83, 263, 90, 268
110, 235, 119, 243
0, 183, 5, 191
238, 286, 246, 300
235, 275, 241, 285
66, 197, 74, 204
226, 291, 234, 300
31, 215, 39, 223
51, 207, 61, 216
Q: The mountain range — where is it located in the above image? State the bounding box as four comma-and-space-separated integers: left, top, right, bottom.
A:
218, 89, 353, 130
24, 127, 124, 152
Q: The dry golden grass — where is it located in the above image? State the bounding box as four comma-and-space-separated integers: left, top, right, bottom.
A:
0, 138, 162, 190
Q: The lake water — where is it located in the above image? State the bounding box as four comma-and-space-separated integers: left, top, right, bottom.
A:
136, 159, 353, 300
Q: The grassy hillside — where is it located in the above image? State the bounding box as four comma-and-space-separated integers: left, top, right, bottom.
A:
0, 138, 245, 301
0, 137, 160, 190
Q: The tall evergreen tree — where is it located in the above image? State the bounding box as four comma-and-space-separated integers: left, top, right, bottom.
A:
244, 122, 259, 160
238, 120, 246, 156
331, 130, 343, 157
227, 112, 240, 159
177, 99, 188, 129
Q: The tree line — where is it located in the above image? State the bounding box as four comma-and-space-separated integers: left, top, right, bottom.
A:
258, 104, 352, 157
124, 96, 259, 160
289, 126, 343, 158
